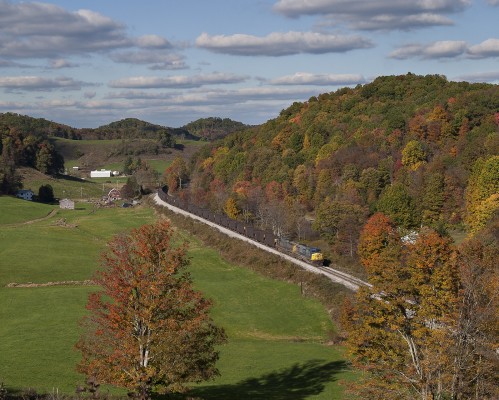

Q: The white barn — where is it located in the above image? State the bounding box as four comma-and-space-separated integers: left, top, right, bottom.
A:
90, 169, 112, 178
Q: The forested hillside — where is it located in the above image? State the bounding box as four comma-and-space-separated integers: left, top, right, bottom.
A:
182, 117, 249, 140
185, 74, 499, 256
79, 118, 196, 142
0, 113, 65, 194
0, 114, 248, 195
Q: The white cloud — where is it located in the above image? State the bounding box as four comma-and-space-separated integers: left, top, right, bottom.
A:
135, 35, 172, 49
109, 72, 248, 89
0, 75, 92, 91
49, 59, 79, 69
349, 13, 454, 30
0, 59, 32, 68
467, 38, 499, 58
0, 1, 132, 58
0, 5, 127, 58
453, 71, 499, 82
391, 39, 499, 60
110, 51, 187, 70
196, 31, 373, 56
0, 1, 179, 63
157, 87, 323, 107
269, 72, 366, 85
390, 40, 467, 59
273, 0, 470, 30
488, 0, 499, 5
110, 86, 318, 102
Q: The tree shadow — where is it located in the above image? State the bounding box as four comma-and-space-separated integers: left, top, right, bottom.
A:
56, 174, 88, 182
168, 359, 347, 400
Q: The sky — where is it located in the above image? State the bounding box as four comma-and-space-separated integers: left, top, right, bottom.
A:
0, 0, 498, 128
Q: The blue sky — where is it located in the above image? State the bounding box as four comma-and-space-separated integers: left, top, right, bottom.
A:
0, 0, 498, 128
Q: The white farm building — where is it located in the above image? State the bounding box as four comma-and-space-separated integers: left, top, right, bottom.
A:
59, 198, 75, 209
90, 169, 112, 178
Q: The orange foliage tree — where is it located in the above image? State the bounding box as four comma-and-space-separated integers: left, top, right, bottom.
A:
76, 221, 226, 399
163, 156, 188, 193
451, 230, 499, 399
346, 216, 461, 400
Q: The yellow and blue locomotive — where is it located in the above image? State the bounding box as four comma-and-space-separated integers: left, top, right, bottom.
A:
275, 237, 324, 265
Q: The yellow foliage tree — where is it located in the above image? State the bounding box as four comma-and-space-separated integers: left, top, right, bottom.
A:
401, 140, 426, 170
466, 155, 499, 234
347, 222, 461, 399
223, 197, 240, 220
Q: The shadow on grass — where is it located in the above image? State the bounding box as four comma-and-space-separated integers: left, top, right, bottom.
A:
55, 174, 88, 183
167, 359, 347, 400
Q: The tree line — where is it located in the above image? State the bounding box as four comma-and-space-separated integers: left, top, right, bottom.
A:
0, 114, 65, 194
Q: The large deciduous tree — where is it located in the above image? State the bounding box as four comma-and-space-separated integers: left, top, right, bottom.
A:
163, 156, 188, 193
346, 215, 461, 400
76, 221, 226, 399
451, 226, 498, 399
376, 183, 420, 229
466, 155, 499, 234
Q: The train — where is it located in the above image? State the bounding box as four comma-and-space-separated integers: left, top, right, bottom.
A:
275, 237, 324, 265
157, 187, 324, 266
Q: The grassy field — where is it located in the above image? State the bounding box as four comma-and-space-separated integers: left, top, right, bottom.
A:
0, 196, 54, 225
52, 137, 206, 176
19, 168, 121, 199
0, 196, 354, 398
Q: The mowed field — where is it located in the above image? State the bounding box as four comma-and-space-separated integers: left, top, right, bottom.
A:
0, 196, 355, 399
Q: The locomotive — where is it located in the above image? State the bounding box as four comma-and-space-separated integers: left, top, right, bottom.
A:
275, 237, 324, 265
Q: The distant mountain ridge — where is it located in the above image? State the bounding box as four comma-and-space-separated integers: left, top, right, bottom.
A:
0, 113, 248, 142
182, 117, 249, 140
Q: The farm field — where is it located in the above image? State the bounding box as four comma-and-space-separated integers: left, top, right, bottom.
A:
52, 137, 207, 176
0, 196, 54, 225
0, 196, 354, 398
19, 168, 120, 200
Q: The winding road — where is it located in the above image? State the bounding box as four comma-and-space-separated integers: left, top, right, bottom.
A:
153, 194, 371, 292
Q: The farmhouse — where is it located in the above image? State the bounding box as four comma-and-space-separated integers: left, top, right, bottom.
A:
16, 189, 34, 201
90, 169, 112, 178
59, 198, 75, 210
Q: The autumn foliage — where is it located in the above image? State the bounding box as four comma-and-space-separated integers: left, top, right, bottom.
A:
344, 213, 498, 399
76, 220, 226, 399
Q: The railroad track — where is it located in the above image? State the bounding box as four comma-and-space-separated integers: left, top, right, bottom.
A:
318, 266, 371, 291
153, 193, 370, 292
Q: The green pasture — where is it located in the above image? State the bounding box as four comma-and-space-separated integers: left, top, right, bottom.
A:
0, 197, 354, 398
98, 159, 171, 174
144, 158, 172, 174
0, 286, 94, 392
0, 196, 54, 225
52, 138, 124, 146
21, 174, 115, 199
0, 200, 154, 286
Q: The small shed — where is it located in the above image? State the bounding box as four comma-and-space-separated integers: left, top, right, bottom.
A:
16, 190, 34, 201
59, 198, 75, 210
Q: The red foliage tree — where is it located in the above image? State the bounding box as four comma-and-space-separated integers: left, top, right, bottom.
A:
76, 221, 226, 399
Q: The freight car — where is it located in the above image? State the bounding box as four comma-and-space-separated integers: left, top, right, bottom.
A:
158, 187, 323, 266
275, 237, 324, 265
